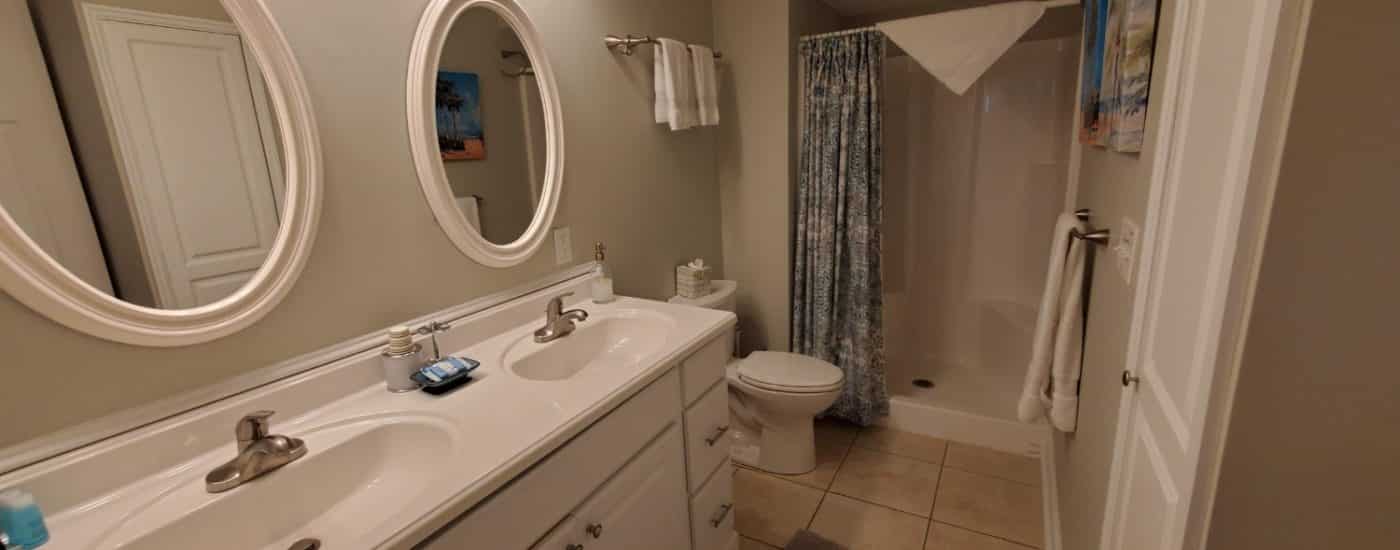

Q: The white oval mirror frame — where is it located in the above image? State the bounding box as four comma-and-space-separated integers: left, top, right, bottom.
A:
0, 0, 323, 347
407, 0, 565, 268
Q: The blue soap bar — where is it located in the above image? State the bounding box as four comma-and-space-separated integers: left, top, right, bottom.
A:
411, 356, 479, 388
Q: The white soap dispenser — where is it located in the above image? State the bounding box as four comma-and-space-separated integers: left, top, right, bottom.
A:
591, 242, 615, 303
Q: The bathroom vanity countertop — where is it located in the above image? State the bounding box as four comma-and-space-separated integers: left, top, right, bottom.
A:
5, 294, 735, 550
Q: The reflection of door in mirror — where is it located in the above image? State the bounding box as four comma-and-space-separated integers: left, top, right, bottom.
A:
437, 7, 545, 245
0, 0, 113, 294
5, 0, 284, 310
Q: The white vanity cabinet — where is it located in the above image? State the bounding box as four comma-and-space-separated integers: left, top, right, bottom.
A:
417, 331, 737, 550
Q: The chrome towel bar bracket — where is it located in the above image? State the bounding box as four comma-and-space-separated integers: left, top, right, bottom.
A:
1071, 208, 1112, 245
604, 34, 723, 58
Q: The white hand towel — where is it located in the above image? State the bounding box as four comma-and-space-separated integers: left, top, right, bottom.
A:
689, 44, 720, 126
1018, 212, 1089, 431
653, 38, 697, 131
455, 195, 482, 232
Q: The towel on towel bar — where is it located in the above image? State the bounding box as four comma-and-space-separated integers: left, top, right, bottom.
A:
653, 38, 698, 130
1018, 211, 1089, 432
689, 44, 720, 126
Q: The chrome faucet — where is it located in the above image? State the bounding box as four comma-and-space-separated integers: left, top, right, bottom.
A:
205, 411, 307, 493
534, 292, 589, 343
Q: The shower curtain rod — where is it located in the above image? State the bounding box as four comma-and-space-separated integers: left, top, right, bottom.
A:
798, 0, 1079, 41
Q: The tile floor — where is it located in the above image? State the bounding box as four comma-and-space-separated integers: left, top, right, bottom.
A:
734, 421, 1043, 550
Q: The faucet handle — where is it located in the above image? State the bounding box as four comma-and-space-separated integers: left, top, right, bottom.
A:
236, 411, 275, 447
548, 292, 575, 311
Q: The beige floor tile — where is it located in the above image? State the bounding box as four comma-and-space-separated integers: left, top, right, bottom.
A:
926, 522, 1037, 550
830, 447, 941, 516
816, 417, 861, 445
853, 426, 949, 464
741, 535, 782, 550
769, 422, 856, 490
944, 443, 1041, 486
734, 468, 826, 547
932, 469, 1043, 548
809, 493, 930, 550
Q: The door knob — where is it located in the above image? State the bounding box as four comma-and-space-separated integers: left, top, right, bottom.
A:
1121, 370, 1141, 388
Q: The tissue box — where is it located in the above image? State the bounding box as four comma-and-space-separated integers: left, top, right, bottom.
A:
676, 262, 712, 299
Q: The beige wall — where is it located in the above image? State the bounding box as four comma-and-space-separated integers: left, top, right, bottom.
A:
0, 0, 723, 453
1052, 1, 1178, 548
438, 8, 537, 243
1205, 0, 1400, 547
712, 0, 834, 354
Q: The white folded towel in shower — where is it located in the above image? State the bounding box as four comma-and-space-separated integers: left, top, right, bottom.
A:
1018, 212, 1088, 432
689, 44, 720, 126
653, 37, 698, 131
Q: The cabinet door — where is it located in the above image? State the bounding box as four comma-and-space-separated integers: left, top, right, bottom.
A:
531, 515, 582, 550
574, 425, 691, 550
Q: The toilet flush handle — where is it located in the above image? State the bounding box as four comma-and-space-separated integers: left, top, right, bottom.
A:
704, 425, 730, 446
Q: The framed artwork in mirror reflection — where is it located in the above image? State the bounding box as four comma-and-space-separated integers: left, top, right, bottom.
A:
436, 71, 486, 160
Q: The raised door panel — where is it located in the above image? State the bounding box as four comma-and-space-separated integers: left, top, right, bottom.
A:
574, 425, 691, 550
689, 463, 735, 550
94, 18, 279, 307
683, 379, 732, 494
682, 332, 732, 406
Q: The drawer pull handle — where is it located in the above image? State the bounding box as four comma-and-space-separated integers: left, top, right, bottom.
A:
704, 425, 730, 446
566, 545, 585, 550
710, 503, 733, 527
585, 523, 603, 538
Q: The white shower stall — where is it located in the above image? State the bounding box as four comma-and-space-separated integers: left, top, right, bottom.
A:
881, 35, 1079, 431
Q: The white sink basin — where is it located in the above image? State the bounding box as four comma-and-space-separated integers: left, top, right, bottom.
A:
504, 309, 676, 381
95, 416, 459, 550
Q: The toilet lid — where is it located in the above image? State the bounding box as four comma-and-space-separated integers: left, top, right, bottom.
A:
737, 352, 844, 393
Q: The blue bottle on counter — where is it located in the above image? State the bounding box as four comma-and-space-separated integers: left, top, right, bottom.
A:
0, 489, 49, 549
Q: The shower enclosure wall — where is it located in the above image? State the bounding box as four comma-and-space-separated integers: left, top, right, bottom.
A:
882, 36, 1079, 422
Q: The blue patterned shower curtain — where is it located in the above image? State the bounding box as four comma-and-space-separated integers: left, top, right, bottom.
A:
792, 30, 888, 426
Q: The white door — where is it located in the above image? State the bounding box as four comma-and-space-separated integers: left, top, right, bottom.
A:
1101, 1, 1283, 548
0, 0, 113, 293
85, 5, 282, 308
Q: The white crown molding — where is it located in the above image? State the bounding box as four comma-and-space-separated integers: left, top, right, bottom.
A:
407, 0, 565, 268
0, 0, 323, 346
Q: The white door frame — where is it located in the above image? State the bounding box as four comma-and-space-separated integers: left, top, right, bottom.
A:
79, 2, 285, 307
1098, 0, 1291, 548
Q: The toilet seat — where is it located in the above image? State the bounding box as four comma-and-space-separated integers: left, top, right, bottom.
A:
736, 352, 844, 394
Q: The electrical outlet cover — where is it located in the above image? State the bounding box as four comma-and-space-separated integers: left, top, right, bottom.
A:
553, 226, 573, 265
1116, 217, 1141, 285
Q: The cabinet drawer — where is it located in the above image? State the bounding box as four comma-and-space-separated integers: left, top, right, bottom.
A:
569, 425, 690, 550
689, 463, 736, 550
682, 331, 733, 406
684, 379, 732, 494
421, 370, 681, 549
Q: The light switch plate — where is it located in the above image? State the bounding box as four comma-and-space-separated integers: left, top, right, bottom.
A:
553, 226, 572, 265
1115, 217, 1141, 285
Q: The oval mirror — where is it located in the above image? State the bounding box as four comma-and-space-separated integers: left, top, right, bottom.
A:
409, 0, 564, 268
0, 0, 322, 346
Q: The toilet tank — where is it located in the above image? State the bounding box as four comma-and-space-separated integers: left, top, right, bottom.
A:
668, 280, 738, 312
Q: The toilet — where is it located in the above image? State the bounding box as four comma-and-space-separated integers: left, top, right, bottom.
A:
670, 280, 845, 475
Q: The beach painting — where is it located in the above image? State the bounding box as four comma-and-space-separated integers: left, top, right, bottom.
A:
436, 71, 485, 161
1102, 0, 1159, 152
1078, 0, 1110, 144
